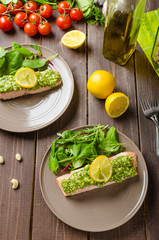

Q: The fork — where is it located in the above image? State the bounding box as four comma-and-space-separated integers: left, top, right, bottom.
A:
140, 98, 159, 156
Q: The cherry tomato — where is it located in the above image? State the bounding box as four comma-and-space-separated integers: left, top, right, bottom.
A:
70, 8, 83, 21
0, 4, 7, 15
24, 22, 38, 36
14, 12, 29, 27
0, 16, 13, 31
56, 14, 71, 29
38, 21, 51, 35
24, 1, 39, 15
58, 1, 70, 14
8, 1, 23, 15
29, 13, 41, 25
39, 4, 52, 19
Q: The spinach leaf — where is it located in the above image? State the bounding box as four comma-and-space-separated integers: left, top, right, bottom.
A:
0, 47, 7, 70
48, 152, 59, 174
22, 58, 48, 69
72, 158, 85, 169
0, 57, 5, 69
98, 127, 125, 156
17, 48, 33, 57
76, 143, 94, 159
0, 47, 7, 58
12, 42, 21, 50
1, 50, 23, 76
22, 54, 58, 69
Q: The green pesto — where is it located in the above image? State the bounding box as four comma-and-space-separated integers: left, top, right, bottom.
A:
61, 155, 136, 195
0, 70, 61, 93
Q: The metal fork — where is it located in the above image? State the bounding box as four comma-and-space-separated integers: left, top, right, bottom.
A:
140, 98, 159, 156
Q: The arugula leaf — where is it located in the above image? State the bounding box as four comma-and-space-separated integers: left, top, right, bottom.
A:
30, 44, 42, 55
57, 130, 77, 140
48, 125, 125, 174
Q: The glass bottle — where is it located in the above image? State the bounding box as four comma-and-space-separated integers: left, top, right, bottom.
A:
102, 0, 147, 65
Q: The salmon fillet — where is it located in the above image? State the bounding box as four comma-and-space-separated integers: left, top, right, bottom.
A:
56, 152, 138, 197
0, 69, 61, 100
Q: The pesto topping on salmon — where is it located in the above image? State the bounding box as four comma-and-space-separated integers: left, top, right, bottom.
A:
0, 69, 61, 93
61, 155, 136, 195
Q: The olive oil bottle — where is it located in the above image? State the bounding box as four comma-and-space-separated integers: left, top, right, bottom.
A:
103, 0, 146, 65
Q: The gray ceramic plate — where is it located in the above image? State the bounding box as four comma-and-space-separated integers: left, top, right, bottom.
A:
39, 126, 148, 232
0, 45, 74, 132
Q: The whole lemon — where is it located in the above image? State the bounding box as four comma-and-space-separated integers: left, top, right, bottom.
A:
87, 70, 116, 99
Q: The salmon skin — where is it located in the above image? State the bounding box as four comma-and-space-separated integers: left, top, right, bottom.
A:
56, 152, 138, 197
0, 69, 61, 100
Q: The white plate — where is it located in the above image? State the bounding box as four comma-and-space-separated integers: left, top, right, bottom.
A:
0, 45, 74, 132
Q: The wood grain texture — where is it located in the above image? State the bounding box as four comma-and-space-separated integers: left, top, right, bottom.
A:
135, 48, 159, 240
0, 30, 39, 240
135, 1, 159, 240
31, 12, 88, 240
0, 0, 158, 239
87, 22, 145, 240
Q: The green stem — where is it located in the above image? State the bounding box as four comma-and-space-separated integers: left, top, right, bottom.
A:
47, 54, 58, 61
58, 157, 74, 163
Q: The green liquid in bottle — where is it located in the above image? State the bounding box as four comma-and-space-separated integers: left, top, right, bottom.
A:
103, 10, 136, 65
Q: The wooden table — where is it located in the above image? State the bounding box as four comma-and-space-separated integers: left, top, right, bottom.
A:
0, 1, 159, 239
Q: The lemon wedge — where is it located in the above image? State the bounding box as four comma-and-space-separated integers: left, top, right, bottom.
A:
15, 68, 37, 88
105, 92, 130, 118
61, 30, 86, 49
89, 155, 112, 183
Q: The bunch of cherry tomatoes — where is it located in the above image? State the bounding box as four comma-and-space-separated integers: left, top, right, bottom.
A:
57, 1, 83, 30
0, 0, 83, 36
0, 1, 53, 36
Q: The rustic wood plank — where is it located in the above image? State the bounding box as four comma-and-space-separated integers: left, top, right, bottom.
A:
87, 21, 145, 239
135, 47, 159, 240
0, 30, 40, 240
32, 13, 88, 240
135, 1, 159, 240
135, 4, 159, 240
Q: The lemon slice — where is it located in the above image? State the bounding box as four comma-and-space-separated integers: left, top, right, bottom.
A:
105, 92, 130, 118
61, 30, 86, 49
89, 155, 112, 183
15, 68, 37, 88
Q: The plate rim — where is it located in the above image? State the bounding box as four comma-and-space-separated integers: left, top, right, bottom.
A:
0, 44, 74, 133
39, 125, 148, 232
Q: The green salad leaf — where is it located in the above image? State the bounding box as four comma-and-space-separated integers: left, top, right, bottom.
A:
48, 125, 125, 174
0, 42, 58, 77
76, 0, 105, 26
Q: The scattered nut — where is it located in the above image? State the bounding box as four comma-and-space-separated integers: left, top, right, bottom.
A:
0, 156, 4, 164
11, 179, 19, 189
15, 153, 22, 161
